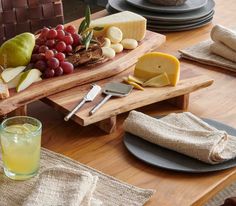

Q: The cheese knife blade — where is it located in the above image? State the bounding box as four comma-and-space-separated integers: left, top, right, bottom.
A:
64, 84, 101, 121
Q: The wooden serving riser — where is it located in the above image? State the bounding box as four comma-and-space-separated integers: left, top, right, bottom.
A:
42, 64, 214, 134
0, 30, 165, 116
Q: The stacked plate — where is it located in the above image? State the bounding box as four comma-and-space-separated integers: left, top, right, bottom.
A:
106, 0, 215, 32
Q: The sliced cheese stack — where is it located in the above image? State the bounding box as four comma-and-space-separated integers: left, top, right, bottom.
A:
143, 73, 170, 87
90, 11, 147, 41
123, 52, 180, 90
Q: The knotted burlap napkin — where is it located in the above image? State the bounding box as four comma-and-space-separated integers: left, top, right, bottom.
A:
124, 111, 236, 164
23, 166, 102, 206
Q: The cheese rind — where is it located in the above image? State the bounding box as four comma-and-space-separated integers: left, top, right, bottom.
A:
134, 52, 180, 86
90, 11, 147, 41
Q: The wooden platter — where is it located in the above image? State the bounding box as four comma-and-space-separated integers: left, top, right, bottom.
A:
43, 64, 214, 133
0, 30, 165, 116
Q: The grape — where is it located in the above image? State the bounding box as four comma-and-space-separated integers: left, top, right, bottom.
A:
46, 39, 55, 48
37, 53, 46, 61
60, 61, 74, 74
54, 67, 64, 76
33, 45, 39, 53
65, 25, 77, 34
56, 24, 64, 31
31, 54, 38, 62
26, 63, 34, 70
36, 38, 45, 46
65, 45, 73, 53
55, 52, 65, 62
47, 29, 58, 39
38, 45, 49, 53
40, 27, 50, 38
44, 69, 55, 78
55, 41, 66, 52
72, 33, 81, 46
35, 60, 47, 71
47, 57, 60, 69
57, 30, 65, 40
45, 50, 54, 60
52, 49, 58, 55
63, 35, 74, 45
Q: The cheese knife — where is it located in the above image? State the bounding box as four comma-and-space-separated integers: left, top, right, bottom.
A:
64, 84, 101, 121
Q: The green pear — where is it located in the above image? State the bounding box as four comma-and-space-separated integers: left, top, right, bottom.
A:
1, 66, 26, 82
0, 33, 35, 68
7, 72, 23, 89
16, 69, 42, 92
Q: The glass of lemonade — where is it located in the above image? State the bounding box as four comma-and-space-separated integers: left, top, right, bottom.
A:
0, 116, 42, 180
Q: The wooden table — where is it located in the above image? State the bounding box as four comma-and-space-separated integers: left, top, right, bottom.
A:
27, 1, 236, 205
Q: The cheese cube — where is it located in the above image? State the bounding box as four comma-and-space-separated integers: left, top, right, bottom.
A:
90, 11, 147, 41
134, 52, 180, 86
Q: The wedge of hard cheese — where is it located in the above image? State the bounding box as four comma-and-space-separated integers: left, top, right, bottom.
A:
90, 11, 147, 41
0, 78, 9, 99
134, 52, 180, 86
143, 72, 170, 87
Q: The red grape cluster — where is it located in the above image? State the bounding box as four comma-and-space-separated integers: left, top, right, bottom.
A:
31, 24, 81, 78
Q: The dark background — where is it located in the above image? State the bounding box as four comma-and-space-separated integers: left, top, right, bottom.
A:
62, 0, 107, 23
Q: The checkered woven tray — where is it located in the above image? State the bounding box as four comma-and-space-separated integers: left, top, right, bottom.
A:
0, 0, 64, 44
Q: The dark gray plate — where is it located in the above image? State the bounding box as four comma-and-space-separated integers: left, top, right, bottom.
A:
124, 118, 236, 173
147, 17, 213, 32
108, 0, 215, 21
126, 0, 207, 13
147, 10, 214, 25
148, 16, 213, 30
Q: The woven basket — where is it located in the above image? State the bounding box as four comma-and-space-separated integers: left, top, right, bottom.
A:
0, 0, 64, 44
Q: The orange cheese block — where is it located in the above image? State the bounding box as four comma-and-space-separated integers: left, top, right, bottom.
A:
134, 52, 180, 86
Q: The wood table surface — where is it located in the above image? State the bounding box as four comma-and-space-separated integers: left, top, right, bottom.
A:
26, 1, 236, 205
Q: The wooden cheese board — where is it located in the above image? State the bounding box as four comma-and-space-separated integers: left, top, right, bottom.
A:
43, 63, 214, 133
0, 30, 165, 116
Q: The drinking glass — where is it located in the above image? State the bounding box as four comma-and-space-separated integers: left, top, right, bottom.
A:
0, 116, 42, 180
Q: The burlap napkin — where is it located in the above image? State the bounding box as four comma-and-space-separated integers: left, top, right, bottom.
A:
211, 25, 236, 51
124, 111, 236, 164
23, 166, 101, 206
179, 25, 236, 72
179, 40, 236, 72
0, 148, 155, 206
210, 42, 236, 63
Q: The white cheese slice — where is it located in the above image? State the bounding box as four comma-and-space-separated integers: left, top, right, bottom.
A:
90, 11, 147, 41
